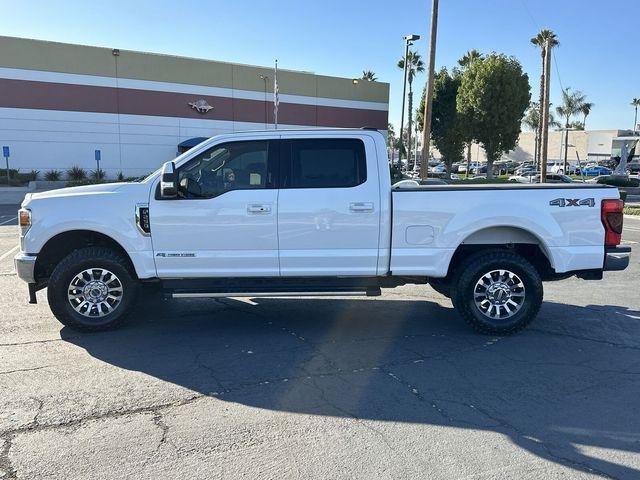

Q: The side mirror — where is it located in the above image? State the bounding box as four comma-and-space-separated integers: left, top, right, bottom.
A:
160, 161, 177, 199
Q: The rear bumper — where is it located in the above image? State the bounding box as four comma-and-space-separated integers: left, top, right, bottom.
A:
14, 253, 37, 283
603, 246, 631, 271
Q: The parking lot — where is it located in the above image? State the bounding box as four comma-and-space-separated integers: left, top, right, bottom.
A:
1, 205, 639, 479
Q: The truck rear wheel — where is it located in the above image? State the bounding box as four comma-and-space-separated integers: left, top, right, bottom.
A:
47, 247, 139, 331
451, 251, 543, 335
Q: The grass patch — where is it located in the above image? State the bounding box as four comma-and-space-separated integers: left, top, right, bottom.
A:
624, 207, 640, 216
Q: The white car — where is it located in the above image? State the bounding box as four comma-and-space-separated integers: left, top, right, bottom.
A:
15, 129, 630, 335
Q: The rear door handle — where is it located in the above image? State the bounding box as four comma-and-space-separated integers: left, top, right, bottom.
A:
349, 202, 374, 213
247, 204, 272, 214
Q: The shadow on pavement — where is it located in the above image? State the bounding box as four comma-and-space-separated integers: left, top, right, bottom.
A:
62, 295, 640, 478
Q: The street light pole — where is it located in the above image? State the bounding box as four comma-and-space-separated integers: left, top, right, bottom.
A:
420, 0, 439, 180
398, 34, 420, 170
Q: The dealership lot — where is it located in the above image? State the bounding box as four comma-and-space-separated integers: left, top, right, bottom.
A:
1, 209, 639, 479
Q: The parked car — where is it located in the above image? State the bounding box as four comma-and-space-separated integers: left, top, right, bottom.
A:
14, 129, 629, 335
550, 163, 580, 175
510, 174, 575, 184
509, 173, 539, 183
583, 166, 613, 176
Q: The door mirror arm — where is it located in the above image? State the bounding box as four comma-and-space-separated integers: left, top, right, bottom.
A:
160, 161, 178, 199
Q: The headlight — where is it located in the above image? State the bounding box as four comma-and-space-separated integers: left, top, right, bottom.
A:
18, 208, 31, 237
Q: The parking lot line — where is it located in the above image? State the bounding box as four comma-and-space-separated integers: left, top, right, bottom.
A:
0, 216, 17, 225
0, 245, 19, 261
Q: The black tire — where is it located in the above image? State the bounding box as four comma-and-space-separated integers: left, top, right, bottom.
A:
47, 247, 139, 331
429, 280, 451, 298
451, 250, 543, 335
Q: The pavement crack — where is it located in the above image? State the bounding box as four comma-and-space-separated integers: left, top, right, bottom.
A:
0, 338, 78, 348
152, 411, 170, 448
530, 328, 640, 351
465, 403, 617, 479
0, 432, 17, 480
0, 366, 50, 376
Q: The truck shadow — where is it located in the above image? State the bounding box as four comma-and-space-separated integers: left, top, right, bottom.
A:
62, 295, 640, 478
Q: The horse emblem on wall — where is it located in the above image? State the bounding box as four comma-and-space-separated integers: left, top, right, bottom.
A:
188, 99, 214, 114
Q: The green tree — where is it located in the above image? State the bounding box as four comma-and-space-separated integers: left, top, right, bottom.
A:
424, 68, 465, 177
398, 51, 424, 167
386, 123, 398, 161
361, 70, 377, 81
457, 50, 483, 177
457, 54, 531, 178
531, 30, 559, 166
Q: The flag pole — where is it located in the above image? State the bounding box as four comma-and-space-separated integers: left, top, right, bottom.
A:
274, 59, 279, 130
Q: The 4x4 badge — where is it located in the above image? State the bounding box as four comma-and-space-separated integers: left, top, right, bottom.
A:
549, 198, 595, 207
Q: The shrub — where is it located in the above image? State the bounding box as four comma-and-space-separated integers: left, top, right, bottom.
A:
116, 171, 125, 181
90, 168, 107, 180
67, 166, 87, 181
44, 170, 62, 181
28, 169, 40, 181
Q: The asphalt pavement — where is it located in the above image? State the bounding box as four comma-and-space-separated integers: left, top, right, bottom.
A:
0, 213, 639, 479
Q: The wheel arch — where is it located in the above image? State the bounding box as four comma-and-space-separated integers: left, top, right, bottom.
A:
444, 226, 556, 282
34, 230, 138, 283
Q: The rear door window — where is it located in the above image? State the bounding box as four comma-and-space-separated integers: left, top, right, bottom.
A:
282, 138, 367, 189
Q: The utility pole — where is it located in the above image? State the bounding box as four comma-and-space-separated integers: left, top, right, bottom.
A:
420, 0, 439, 180
539, 38, 552, 182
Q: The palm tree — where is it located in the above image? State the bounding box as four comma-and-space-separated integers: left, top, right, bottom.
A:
556, 87, 588, 171
397, 51, 425, 168
632, 98, 640, 131
458, 50, 483, 177
580, 102, 594, 129
523, 102, 561, 162
458, 49, 482, 69
531, 29, 559, 167
361, 70, 377, 82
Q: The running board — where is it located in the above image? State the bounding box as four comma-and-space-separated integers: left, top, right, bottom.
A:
172, 290, 376, 299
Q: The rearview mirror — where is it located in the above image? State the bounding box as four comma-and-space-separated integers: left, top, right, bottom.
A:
160, 161, 177, 199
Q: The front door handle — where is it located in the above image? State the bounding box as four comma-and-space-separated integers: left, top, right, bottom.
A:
247, 204, 272, 214
349, 202, 374, 213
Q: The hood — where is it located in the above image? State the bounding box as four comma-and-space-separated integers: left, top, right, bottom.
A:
23, 182, 144, 206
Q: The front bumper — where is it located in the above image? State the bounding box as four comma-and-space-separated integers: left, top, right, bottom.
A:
603, 246, 631, 271
14, 253, 37, 283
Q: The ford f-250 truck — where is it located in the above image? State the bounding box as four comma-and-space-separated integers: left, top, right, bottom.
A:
14, 129, 630, 334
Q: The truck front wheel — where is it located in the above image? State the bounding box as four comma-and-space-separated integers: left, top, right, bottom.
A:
451, 251, 543, 335
47, 247, 139, 331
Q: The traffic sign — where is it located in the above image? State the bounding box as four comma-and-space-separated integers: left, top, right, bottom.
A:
2, 146, 9, 158
95, 150, 101, 161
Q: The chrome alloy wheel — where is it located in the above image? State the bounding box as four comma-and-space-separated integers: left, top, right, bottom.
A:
67, 268, 124, 318
473, 269, 526, 320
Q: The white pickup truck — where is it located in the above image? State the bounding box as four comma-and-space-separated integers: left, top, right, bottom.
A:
14, 129, 630, 334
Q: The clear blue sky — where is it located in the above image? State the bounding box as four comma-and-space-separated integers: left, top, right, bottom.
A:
3, 0, 639, 131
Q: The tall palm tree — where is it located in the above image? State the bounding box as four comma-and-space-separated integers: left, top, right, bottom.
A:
531, 29, 559, 167
397, 51, 424, 168
556, 87, 588, 171
457, 50, 483, 177
361, 70, 377, 82
458, 49, 482, 69
632, 98, 640, 131
580, 102, 594, 129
